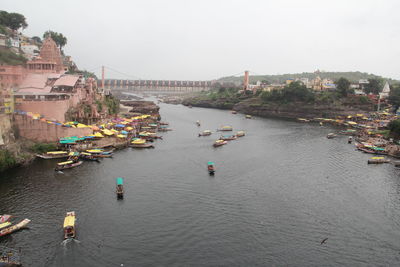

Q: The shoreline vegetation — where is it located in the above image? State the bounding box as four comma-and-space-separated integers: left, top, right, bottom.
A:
182, 81, 376, 120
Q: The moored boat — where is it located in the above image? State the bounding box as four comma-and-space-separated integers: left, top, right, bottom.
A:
236, 131, 245, 137
297, 118, 310, 122
0, 215, 12, 223
245, 115, 252, 119
116, 177, 124, 199
327, 133, 336, 139
217, 126, 233, 131
368, 157, 390, 164
55, 160, 83, 171
219, 134, 237, 141
199, 130, 212, 137
36, 151, 69, 159
231, 110, 237, 114
80, 152, 100, 162
207, 161, 215, 175
213, 140, 228, 147
196, 120, 201, 126
130, 138, 154, 148
0, 219, 30, 237
63, 211, 76, 239
0, 221, 12, 230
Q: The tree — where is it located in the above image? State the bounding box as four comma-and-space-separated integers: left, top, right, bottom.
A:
388, 84, 400, 110
336, 77, 351, 97
388, 119, 400, 139
364, 78, 383, 95
0, 11, 28, 31
31, 36, 42, 44
43, 30, 67, 50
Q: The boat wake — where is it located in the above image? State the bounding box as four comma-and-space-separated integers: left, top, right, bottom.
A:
56, 170, 64, 174
60, 238, 80, 246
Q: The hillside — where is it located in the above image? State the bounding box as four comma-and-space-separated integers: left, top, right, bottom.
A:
219, 71, 396, 84
0, 47, 27, 65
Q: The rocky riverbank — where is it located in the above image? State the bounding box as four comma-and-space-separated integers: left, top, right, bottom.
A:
182, 96, 374, 120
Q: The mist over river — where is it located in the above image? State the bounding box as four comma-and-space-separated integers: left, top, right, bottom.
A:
1, 102, 400, 266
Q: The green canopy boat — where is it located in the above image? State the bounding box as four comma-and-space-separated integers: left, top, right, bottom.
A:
116, 177, 124, 199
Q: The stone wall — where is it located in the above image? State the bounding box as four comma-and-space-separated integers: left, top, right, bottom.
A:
13, 114, 92, 142
0, 114, 13, 146
16, 99, 71, 122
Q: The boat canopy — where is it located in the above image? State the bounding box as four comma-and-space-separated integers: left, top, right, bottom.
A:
215, 140, 225, 143
371, 157, 384, 160
94, 132, 104, 138
132, 139, 146, 144
87, 149, 103, 153
208, 161, 214, 165
116, 177, 124, 185
68, 152, 79, 156
47, 151, 68, 155
117, 134, 127, 138
57, 160, 74, 166
81, 152, 91, 156
63, 215, 75, 228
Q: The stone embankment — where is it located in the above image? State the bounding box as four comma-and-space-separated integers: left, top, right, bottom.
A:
121, 100, 160, 116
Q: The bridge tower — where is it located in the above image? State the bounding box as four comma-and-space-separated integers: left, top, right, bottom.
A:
243, 70, 249, 91
101, 66, 105, 90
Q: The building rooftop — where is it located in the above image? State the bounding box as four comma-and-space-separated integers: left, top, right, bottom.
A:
53, 75, 80, 87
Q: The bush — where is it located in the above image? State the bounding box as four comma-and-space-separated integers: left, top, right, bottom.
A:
30, 143, 57, 154
0, 150, 17, 172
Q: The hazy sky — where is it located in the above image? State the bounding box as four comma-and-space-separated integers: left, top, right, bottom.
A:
3, 0, 400, 80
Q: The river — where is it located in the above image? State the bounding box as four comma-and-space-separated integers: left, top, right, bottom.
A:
1, 102, 400, 266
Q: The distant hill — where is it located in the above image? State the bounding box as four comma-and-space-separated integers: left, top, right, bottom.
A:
218, 71, 397, 84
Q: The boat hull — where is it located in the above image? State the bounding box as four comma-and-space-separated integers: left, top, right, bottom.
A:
0, 219, 30, 237
55, 161, 83, 171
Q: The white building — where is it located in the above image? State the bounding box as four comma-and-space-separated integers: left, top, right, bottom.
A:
379, 81, 390, 99
21, 44, 40, 60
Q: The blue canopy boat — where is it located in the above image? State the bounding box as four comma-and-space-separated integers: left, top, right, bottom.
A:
116, 177, 124, 199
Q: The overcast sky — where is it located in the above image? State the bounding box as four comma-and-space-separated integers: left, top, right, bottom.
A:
3, 0, 400, 80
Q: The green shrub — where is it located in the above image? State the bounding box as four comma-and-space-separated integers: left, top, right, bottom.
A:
30, 143, 57, 154
0, 150, 17, 172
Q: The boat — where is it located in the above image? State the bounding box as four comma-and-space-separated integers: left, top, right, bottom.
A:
196, 120, 201, 126
368, 157, 390, 164
0, 215, 12, 223
219, 134, 237, 141
86, 149, 113, 158
236, 131, 245, 137
348, 136, 353, 144
188, 105, 193, 108
326, 133, 336, 139
231, 110, 237, 114
63, 211, 76, 239
130, 138, 154, 148
55, 160, 83, 171
213, 140, 228, 147
116, 177, 124, 199
199, 130, 212, 137
0, 247, 22, 266
297, 118, 310, 122
159, 122, 169, 126
0, 219, 30, 237
36, 151, 69, 159
217, 126, 233, 131
245, 115, 252, 119
0, 222, 11, 230
80, 152, 100, 162
158, 126, 172, 132
207, 162, 215, 175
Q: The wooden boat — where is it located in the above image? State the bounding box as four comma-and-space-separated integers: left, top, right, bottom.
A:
348, 136, 353, 144
55, 160, 83, 171
199, 130, 212, 137
80, 152, 100, 162
0, 247, 22, 266
231, 110, 237, 114
196, 120, 201, 126
236, 131, 245, 137
326, 133, 336, 139
86, 149, 113, 158
297, 118, 310, 122
158, 127, 172, 132
130, 138, 154, 148
219, 135, 237, 141
0, 215, 12, 223
368, 157, 390, 164
207, 161, 215, 175
217, 126, 233, 131
116, 177, 124, 199
0, 222, 11, 230
159, 122, 169, 126
63, 211, 76, 239
36, 151, 69, 159
213, 140, 227, 147
245, 115, 252, 119
0, 219, 30, 237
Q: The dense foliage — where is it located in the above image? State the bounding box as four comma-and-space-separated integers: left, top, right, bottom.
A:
364, 78, 383, 95
105, 96, 120, 115
336, 77, 352, 97
388, 84, 400, 110
30, 143, 58, 154
43, 30, 67, 50
0, 150, 17, 172
261, 81, 314, 103
0, 47, 27, 65
0, 10, 27, 31
388, 119, 400, 139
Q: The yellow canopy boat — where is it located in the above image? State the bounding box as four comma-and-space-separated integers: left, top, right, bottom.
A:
63, 211, 76, 239
131, 139, 146, 145
57, 160, 74, 166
